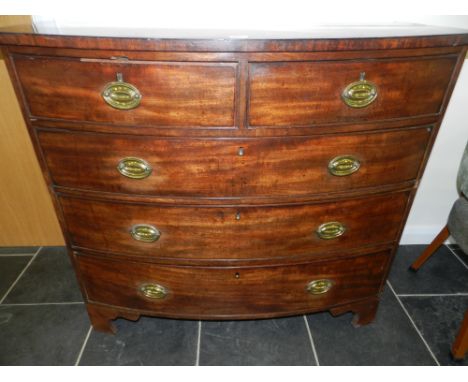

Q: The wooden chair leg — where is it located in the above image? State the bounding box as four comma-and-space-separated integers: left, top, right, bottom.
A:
409, 225, 449, 272
452, 309, 468, 360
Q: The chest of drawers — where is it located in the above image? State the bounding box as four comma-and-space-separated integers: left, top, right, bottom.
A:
1, 30, 467, 333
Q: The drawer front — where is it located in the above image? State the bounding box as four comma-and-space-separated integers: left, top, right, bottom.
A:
39, 127, 430, 197
13, 55, 237, 128
248, 56, 457, 127
60, 192, 409, 260
77, 251, 389, 318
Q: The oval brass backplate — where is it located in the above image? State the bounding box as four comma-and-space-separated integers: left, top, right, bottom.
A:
117, 157, 152, 179
316, 221, 346, 240
130, 224, 161, 243
140, 283, 168, 299
342, 76, 377, 108
328, 155, 361, 176
307, 279, 333, 295
102, 80, 141, 110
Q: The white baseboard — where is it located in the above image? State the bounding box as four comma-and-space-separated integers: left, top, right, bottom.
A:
399, 225, 455, 245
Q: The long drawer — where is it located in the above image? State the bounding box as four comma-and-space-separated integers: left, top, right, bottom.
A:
77, 250, 390, 319
39, 127, 430, 197
248, 55, 457, 127
59, 191, 409, 260
13, 55, 237, 128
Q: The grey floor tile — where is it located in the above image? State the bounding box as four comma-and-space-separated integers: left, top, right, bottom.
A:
388, 245, 468, 295
0, 246, 39, 255
0, 256, 32, 299
0, 304, 90, 365
199, 316, 316, 366
79, 317, 198, 366
448, 245, 468, 268
401, 296, 468, 366
306, 288, 437, 365
3, 246, 83, 304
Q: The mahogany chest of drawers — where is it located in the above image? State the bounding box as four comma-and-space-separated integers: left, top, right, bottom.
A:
1, 30, 467, 333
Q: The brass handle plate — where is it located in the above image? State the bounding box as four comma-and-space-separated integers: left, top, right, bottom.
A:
117, 157, 152, 179
342, 72, 377, 108
316, 221, 346, 240
328, 155, 360, 176
102, 72, 141, 110
140, 283, 168, 299
307, 279, 333, 295
130, 224, 161, 243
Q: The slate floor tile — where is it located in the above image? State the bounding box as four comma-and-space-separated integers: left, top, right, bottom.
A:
389, 245, 468, 295
79, 317, 198, 366
0, 246, 39, 255
306, 288, 437, 365
0, 304, 89, 365
448, 245, 468, 268
400, 296, 468, 366
0, 256, 32, 299
2, 246, 82, 304
199, 316, 316, 366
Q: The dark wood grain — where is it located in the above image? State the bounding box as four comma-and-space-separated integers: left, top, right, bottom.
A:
1, 32, 468, 52
59, 191, 409, 261
248, 56, 457, 127
1, 31, 466, 332
38, 127, 430, 198
77, 250, 390, 319
13, 55, 237, 128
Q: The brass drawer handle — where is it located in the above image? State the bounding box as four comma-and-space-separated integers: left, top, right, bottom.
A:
130, 224, 160, 243
307, 279, 333, 295
140, 283, 168, 299
316, 221, 346, 240
102, 72, 142, 110
117, 157, 152, 179
342, 72, 377, 108
328, 155, 360, 176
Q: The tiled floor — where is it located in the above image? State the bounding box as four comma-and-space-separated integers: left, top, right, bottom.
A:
0, 245, 467, 366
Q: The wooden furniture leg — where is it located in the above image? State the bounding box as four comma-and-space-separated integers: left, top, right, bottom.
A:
452, 309, 468, 360
86, 303, 140, 334
409, 225, 449, 272
330, 297, 380, 327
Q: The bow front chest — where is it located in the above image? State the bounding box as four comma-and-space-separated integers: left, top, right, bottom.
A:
1, 29, 467, 332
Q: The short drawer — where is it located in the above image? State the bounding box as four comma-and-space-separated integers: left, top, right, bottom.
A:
77, 250, 390, 319
38, 127, 430, 197
13, 55, 237, 128
59, 191, 409, 260
248, 55, 457, 127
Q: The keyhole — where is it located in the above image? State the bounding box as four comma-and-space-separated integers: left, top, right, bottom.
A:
235, 272, 240, 279
238, 147, 245, 156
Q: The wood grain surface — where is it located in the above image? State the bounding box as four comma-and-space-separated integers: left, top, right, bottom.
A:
0, 51, 63, 246
13, 55, 237, 128
248, 56, 457, 127
38, 127, 430, 198
77, 250, 390, 319
59, 191, 409, 261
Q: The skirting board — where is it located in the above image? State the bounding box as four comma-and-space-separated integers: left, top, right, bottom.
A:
400, 225, 456, 245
